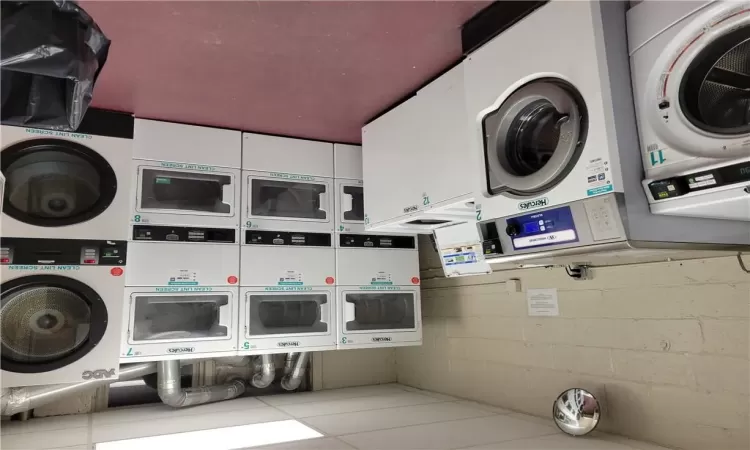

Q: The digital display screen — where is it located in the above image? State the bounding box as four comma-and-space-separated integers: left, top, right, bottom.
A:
523, 222, 540, 233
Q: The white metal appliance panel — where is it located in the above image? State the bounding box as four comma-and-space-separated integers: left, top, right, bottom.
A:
336, 286, 422, 349
335, 247, 419, 287
242, 171, 334, 232
465, 0, 626, 221
238, 287, 336, 354
335, 178, 365, 233
242, 133, 334, 177
120, 287, 238, 362
1, 265, 125, 387
240, 245, 335, 288
134, 119, 241, 168
1, 126, 133, 241
362, 95, 422, 228
334, 144, 363, 180
125, 241, 240, 287
131, 160, 241, 228
413, 64, 474, 210
362, 63, 474, 230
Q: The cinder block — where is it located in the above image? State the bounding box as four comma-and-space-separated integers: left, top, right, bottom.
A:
611, 349, 695, 388
602, 284, 750, 319
571, 318, 703, 353
646, 385, 749, 429
321, 348, 396, 389
552, 345, 613, 378
690, 354, 750, 395
701, 319, 750, 357
445, 316, 524, 341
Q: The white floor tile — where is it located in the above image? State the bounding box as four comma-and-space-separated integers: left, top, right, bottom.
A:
250, 436, 356, 450
458, 433, 637, 450
338, 415, 558, 450
398, 385, 459, 401
1, 414, 90, 435
594, 434, 675, 450
507, 413, 555, 428
453, 400, 514, 415
276, 392, 443, 418
1, 427, 89, 449
93, 396, 266, 426
259, 384, 407, 407
92, 405, 289, 443
302, 401, 496, 435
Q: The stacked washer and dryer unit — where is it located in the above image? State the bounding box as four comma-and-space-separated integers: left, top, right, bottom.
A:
334, 145, 422, 349
121, 120, 242, 362
467, 0, 750, 265
0, 111, 134, 387
239, 134, 337, 354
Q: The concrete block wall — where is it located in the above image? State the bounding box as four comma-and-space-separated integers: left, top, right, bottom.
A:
397, 249, 750, 450
314, 348, 397, 390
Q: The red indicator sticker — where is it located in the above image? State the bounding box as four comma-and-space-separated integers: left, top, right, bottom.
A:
411, 277, 420, 285
228, 276, 238, 285
325, 277, 334, 285
110, 267, 124, 276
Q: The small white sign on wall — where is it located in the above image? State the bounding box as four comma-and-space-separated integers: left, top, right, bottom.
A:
527, 288, 559, 316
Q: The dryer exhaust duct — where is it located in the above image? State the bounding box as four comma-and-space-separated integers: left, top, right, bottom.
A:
251, 354, 276, 389
281, 352, 309, 391
1, 362, 157, 416
157, 360, 246, 408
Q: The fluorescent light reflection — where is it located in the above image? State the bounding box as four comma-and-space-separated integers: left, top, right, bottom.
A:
95, 419, 323, 450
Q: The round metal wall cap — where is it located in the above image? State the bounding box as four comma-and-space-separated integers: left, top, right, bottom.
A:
552, 388, 601, 436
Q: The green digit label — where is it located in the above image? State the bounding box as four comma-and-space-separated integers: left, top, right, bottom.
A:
246, 221, 252, 227
423, 195, 430, 206
242, 342, 250, 349
133, 215, 141, 223
341, 337, 347, 344
126, 347, 133, 356
476, 210, 482, 221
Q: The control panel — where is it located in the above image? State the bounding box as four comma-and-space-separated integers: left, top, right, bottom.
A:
245, 230, 332, 247
133, 225, 236, 243
505, 206, 578, 250
0, 238, 127, 266
339, 234, 415, 249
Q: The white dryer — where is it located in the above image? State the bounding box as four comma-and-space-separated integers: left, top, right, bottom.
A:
628, 1, 750, 221
239, 229, 336, 353
466, 0, 633, 222
121, 226, 239, 362
1, 111, 133, 240
336, 233, 421, 349
242, 133, 334, 233
1, 238, 127, 387
131, 119, 242, 230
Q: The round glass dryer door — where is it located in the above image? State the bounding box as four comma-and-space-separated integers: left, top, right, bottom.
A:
0, 275, 108, 373
679, 27, 750, 136
482, 79, 588, 196
1, 139, 117, 227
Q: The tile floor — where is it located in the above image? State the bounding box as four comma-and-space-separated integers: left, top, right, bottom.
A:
1, 383, 673, 450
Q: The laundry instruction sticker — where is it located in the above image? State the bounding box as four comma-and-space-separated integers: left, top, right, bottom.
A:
160, 161, 217, 171
278, 270, 303, 285
168, 269, 199, 286
25, 128, 92, 140
370, 272, 393, 285
263, 286, 313, 291
585, 158, 613, 196
8, 265, 80, 271
359, 286, 401, 291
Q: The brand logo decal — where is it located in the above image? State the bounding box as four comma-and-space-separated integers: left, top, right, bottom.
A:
518, 198, 549, 211
82, 369, 116, 380
278, 341, 301, 347
168, 347, 195, 353
372, 337, 392, 342
403, 205, 418, 213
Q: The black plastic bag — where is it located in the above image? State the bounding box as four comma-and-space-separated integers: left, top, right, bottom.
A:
1, 1, 110, 130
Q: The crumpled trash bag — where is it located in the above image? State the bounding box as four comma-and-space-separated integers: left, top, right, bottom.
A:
1, 0, 110, 130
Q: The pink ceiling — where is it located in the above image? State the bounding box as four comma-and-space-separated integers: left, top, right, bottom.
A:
81, 1, 490, 144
